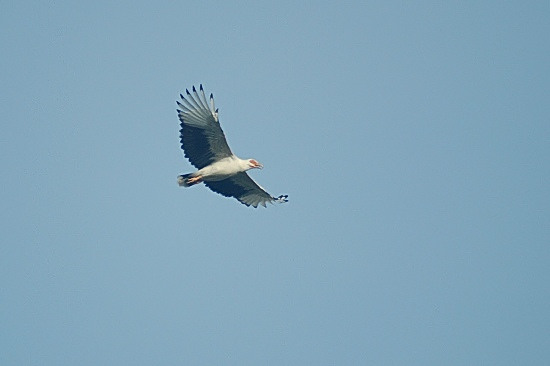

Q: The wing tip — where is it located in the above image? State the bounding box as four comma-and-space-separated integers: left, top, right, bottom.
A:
275, 195, 289, 203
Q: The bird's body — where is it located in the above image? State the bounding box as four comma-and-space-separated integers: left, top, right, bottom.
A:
176, 85, 288, 208
177, 156, 258, 185
194, 156, 245, 181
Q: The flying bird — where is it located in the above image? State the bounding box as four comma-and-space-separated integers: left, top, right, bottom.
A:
176, 85, 288, 208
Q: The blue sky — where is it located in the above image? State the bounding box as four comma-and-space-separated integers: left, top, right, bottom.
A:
1, 1, 549, 364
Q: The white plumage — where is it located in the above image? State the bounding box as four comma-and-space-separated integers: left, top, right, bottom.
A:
176, 85, 288, 208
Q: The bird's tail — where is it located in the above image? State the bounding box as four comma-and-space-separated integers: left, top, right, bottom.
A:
177, 173, 200, 187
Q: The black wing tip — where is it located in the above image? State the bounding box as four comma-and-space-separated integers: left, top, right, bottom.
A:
192, 85, 197, 92
200, 84, 203, 91
275, 195, 289, 203
210, 93, 214, 100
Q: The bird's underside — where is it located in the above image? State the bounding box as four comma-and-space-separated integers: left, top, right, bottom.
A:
176, 84, 288, 208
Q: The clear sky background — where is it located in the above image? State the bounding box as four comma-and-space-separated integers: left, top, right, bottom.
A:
1, 1, 549, 365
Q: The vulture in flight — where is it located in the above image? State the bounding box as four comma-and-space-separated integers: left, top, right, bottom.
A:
176, 85, 288, 208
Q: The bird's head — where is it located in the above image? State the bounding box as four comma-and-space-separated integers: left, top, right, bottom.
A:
248, 159, 263, 170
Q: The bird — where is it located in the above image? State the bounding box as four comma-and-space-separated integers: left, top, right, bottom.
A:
176, 84, 288, 208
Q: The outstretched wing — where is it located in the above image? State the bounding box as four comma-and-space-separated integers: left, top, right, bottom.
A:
177, 85, 233, 169
204, 172, 289, 208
